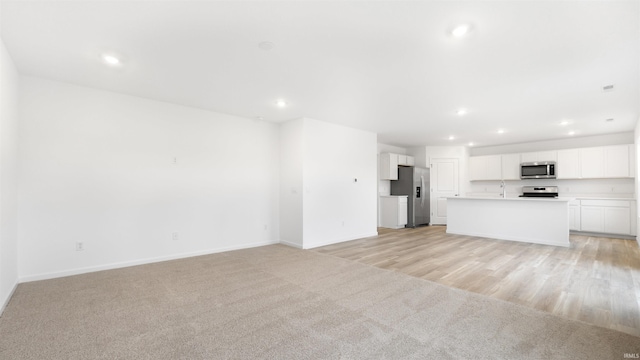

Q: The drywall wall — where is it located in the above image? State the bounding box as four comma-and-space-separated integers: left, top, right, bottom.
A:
18, 76, 280, 281
302, 118, 377, 248
279, 118, 377, 249
0, 38, 19, 311
279, 119, 303, 248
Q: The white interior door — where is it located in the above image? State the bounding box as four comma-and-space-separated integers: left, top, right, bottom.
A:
430, 158, 459, 225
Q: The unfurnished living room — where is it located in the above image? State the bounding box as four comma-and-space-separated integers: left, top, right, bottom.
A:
1, 1, 640, 359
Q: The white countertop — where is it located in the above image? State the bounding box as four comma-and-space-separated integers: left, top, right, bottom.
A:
448, 196, 574, 202
379, 195, 408, 198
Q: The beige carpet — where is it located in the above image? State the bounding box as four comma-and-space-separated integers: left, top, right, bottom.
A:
1, 244, 639, 359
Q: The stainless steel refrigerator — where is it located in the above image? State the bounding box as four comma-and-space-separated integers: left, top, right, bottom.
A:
390, 166, 430, 227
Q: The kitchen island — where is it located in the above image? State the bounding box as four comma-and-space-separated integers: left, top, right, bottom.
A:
446, 196, 573, 247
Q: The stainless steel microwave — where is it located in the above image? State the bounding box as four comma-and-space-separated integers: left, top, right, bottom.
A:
520, 161, 556, 179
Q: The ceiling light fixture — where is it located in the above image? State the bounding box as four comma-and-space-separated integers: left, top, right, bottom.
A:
457, 109, 467, 116
468, 142, 474, 147
448, 136, 455, 140
452, 24, 471, 37
275, 99, 287, 108
102, 54, 120, 66
258, 41, 275, 51
568, 131, 576, 136
559, 120, 570, 126
497, 129, 505, 134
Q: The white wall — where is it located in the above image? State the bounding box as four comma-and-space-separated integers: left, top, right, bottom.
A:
302, 118, 377, 248
279, 118, 378, 249
635, 118, 640, 241
0, 38, 20, 311
279, 119, 303, 248
18, 77, 280, 281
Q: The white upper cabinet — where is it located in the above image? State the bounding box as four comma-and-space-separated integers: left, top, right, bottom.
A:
578, 145, 631, 179
501, 154, 521, 180
469, 155, 502, 181
557, 149, 581, 179
580, 147, 605, 178
380, 153, 398, 180
398, 155, 415, 166
380, 153, 416, 180
470, 144, 634, 181
604, 145, 631, 178
520, 151, 557, 163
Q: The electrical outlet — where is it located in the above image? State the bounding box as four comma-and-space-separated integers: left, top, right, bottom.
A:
76, 242, 84, 251
172, 232, 179, 241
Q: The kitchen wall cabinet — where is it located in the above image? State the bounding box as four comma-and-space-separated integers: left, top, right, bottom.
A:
579, 145, 632, 179
501, 153, 521, 180
380, 153, 415, 180
398, 155, 415, 166
580, 147, 605, 178
470, 144, 634, 181
379, 195, 408, 229
604, 145, 630, 178
579, 200, 632, 235
469, 155, 501, 181
380, 153, 398, 180
520, 151, 557, 163
557, 149, 581, 179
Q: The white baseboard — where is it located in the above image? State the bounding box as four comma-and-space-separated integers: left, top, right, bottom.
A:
303, 231, 379, 249
0, 282, 18, 317
19, 240, 279, 283
279, 239, 303, 249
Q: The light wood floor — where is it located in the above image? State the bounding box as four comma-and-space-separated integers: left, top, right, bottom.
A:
314, 226, 640, 337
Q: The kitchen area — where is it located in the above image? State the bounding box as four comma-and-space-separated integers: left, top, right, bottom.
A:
378, 137, 637, 245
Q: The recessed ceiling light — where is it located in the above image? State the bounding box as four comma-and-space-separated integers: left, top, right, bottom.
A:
258, 41, 275, 51
568, 131, 576, 136
448, 136, 455, 140
452, 24, 471, 37
468, 142, 474, 147
275, 99, 287, 108
497, 129, 505, 134
456, 109, 467, 116
559, 120, 570, 126
102, 54, 120, 66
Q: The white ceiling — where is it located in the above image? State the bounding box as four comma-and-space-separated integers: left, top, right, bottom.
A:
1, 0, 638, 148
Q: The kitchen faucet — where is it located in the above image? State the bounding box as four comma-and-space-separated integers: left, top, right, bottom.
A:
500, 180, 506, 198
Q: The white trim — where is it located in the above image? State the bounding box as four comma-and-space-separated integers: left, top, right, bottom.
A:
19, 240, 279, 283
303, 231, 379, 249
0, 282, 18, 317
279, 239, 303, 249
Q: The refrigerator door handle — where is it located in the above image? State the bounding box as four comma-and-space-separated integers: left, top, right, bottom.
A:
420, 176, 425, 206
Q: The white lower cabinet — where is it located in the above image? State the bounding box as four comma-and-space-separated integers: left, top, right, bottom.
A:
380, 196, 408, 229
568, 200, 581, 231
579, 200, 632, 235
